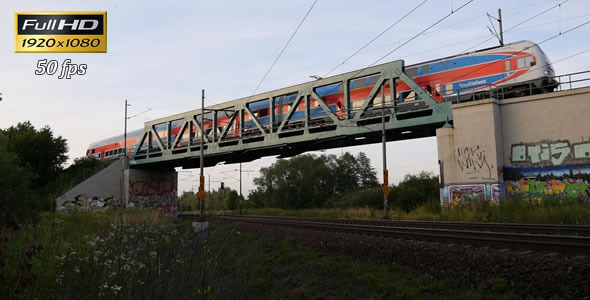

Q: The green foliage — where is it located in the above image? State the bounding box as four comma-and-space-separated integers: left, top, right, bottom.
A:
0, 132, 34, 222
2, 121, 68, 187
390, 171, 439, 212
179, 186, 241, 212
328, 187, 383, 209
0, 211, 513, 298
179, 191, 198, 211
244, 193, 590, 225
251, 152, 378, 209
0, 122, 69, 223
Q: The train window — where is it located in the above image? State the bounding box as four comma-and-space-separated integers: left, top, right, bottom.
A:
445, 84, 453, 95
405, 67, 417, 77
517, 58, 525, 69
367, 75, 379, 86
259, 108, 269, 117
435, 83, 441, 97
92, 149, 95, 154
525, 56, 535, 67
504, 60, 511, 72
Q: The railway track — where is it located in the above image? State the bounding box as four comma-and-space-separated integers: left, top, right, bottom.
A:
179, 214, 590, 255
211, 214, 590, 236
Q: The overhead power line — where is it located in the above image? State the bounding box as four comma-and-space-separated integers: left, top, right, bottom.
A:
463, 0, 571, 52
251, 0, 319, 95
442, 18, 590, 88
322, 0, 430, 78
353, 0, 475, 77
312, 0, 474, 100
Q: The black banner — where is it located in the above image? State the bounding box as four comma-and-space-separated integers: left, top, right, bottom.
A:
17, 14, 104, 35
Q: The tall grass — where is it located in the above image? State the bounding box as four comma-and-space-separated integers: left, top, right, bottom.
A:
242, 196, 590, 224
0, 210, 241, 298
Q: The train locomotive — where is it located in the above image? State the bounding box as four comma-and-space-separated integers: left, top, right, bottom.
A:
87, 40, 557, 160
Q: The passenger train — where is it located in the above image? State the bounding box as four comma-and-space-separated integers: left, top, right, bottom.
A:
87, 40, 557, 160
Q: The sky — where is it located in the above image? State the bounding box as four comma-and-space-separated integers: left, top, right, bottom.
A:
1, 0, 590, 196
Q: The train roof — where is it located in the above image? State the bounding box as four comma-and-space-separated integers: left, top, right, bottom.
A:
88, 128, 144, 149
88, 40, 540, 150
404, 40, 536, 68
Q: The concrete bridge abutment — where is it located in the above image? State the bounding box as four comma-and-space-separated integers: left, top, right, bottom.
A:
437, 87, 590, 205
56, 158, 178, 215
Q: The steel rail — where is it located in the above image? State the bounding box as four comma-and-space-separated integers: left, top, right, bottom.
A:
179, 214, 590, 255
192, 214, 590, 236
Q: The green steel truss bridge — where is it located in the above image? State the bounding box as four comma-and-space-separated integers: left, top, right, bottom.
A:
129, 60, 452, 169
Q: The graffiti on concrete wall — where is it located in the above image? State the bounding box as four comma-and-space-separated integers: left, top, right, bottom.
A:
57, 195, 117, 213
511, 140, 590, 166
448, 184, 485, 205
456, 145, 494, 180
504, 164, 590, 201
506, 178, 589, 200
440, 183, 500, 206
129, 172, 178, 216
491, 184, 501, 203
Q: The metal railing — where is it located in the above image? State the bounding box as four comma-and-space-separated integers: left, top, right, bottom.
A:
451, 70, 590, 103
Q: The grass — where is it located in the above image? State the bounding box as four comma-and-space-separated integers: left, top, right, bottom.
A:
237, 196, 590, 224
246, 233, 515, 299
1, 210, 516, 299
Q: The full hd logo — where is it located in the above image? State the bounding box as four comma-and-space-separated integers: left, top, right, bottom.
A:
15, 11, 107, 53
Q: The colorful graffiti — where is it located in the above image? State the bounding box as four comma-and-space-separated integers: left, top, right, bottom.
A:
506, 178, 589, 200
456, 145, 494, 180
448, 184, 485, 205
57, 195, 117, 213
440, 183, 501, 206
511, 140, 590, 166
491, 184, 501, 203
128, 173, 178, 216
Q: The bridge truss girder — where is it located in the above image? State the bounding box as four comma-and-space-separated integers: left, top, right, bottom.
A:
130, 60, 452, 169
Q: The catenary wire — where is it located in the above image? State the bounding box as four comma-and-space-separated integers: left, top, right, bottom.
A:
463, 0, 572, 52
251, 0, 318, 95
322, 0, 430, 78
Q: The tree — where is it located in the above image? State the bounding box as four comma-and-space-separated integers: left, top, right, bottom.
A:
391, 171, 439, 212
2, 121, 68, 188
0, 122, 70, 222
0, 132, 34, 223
355, 152, 379, 188
251, 152, 379, 209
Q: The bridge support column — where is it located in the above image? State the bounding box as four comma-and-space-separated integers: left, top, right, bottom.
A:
125, 168, 178, 216
437, 88, 590, 205
437, 99, 504, 205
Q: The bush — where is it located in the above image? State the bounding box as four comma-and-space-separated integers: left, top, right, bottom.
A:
328, 187, 383, 209
391, 171, 439, 212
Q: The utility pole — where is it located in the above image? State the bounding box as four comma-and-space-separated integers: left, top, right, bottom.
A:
487, 9, 504, 46
124, 100, 128, 161
381, 85, 391, 219
498, 8, 504, 46
122, 100, 131, 208
197, 89, 207, 219
239, 162, 243, 215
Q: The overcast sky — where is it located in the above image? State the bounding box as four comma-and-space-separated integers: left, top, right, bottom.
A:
1, 0, 589, 196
